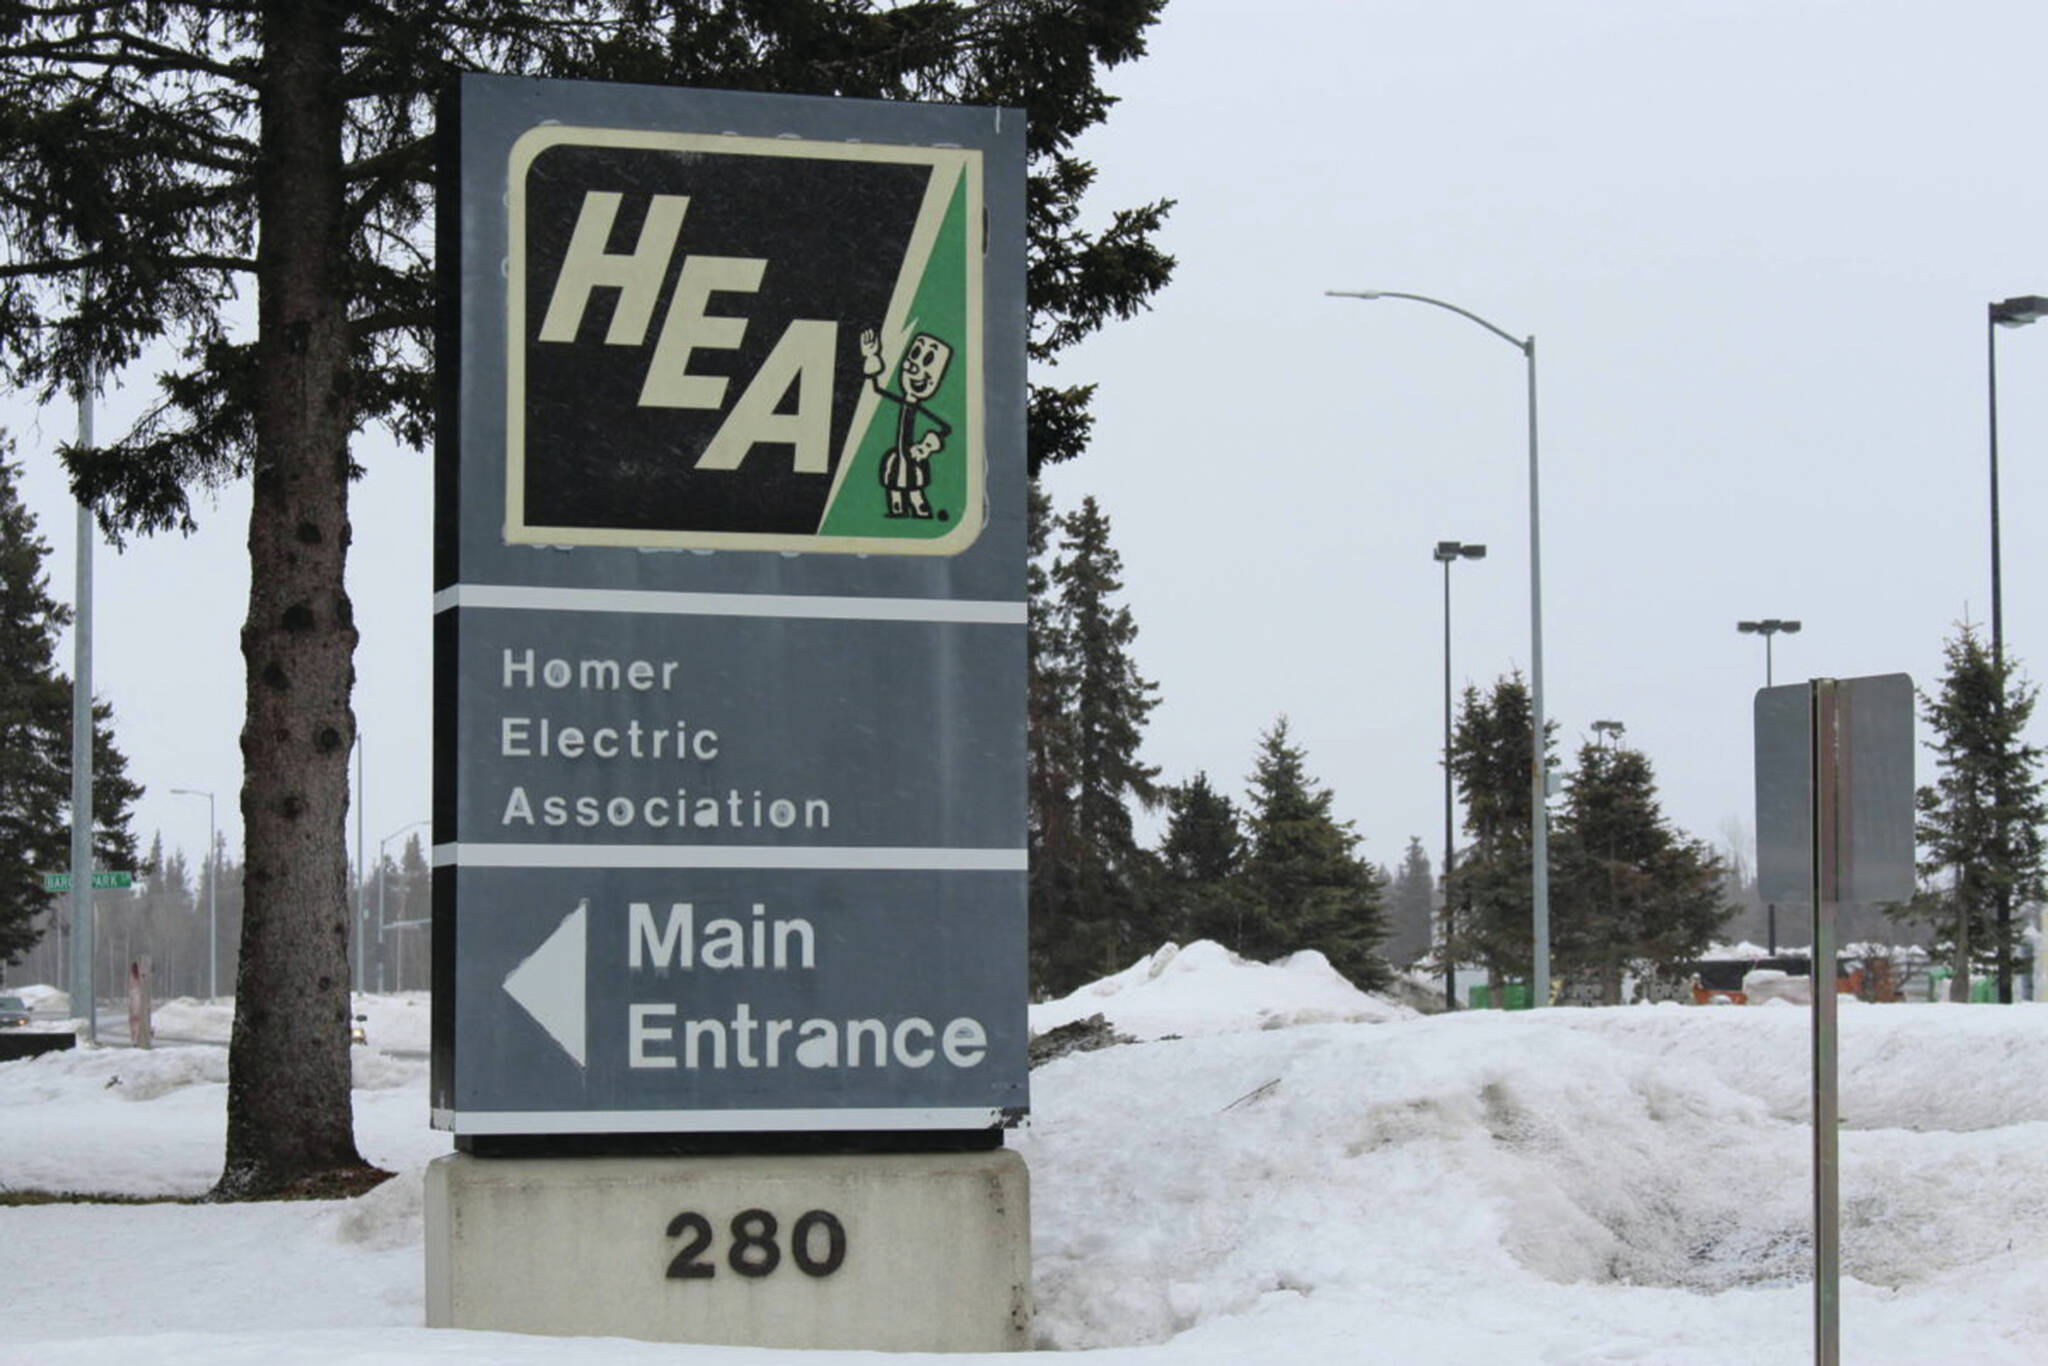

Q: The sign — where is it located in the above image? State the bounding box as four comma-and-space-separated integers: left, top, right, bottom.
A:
1753, 674, 1915, 904
1752, 673, 1913, 1366
42, 871, 133, 892
433, 75, 1029, 1140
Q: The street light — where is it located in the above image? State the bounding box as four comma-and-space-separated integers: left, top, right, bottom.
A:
1736, 619, 1800, 953
1736, 618, 1801, 688
1434, 539, 1486, 1011
1987, 295, 2047, 1004
169, 788, 217, 1000
373, 819, 431, 994
1331, 289, 1552, 1001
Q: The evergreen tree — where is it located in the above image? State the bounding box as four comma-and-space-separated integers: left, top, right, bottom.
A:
1026, 482, 1081, 993
0, 2, 1172, 1197
1029, 495, 1159, 992
1906, 623, 2047, 998
1553, 738, 1729, 1001
0, 452, 140, 967
1239, 717, 1390, 989
1384, 836, 1437, 970
1445, 674, 1556, 991
1154, 770, 1247, 950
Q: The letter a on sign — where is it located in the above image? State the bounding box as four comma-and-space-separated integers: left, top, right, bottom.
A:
506, 128, 985, 556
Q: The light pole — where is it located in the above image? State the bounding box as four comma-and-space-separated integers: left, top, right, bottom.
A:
169, 788, 218, 1000
1988, 296, 2047, 1004
1737, 618, 1800, 689
1435, 540, 1486, 1011
1737, 619, 1800, 952
1330, 289, 1551, 1001
374, 819, 430, 993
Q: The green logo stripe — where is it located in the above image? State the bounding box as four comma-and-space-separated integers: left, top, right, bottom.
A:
819, 172, 974, 540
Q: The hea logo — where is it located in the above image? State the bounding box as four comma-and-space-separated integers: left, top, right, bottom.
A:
538, 190, 840, 475
504, 129, 985, 554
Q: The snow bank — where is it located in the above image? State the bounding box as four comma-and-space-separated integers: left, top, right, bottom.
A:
7, 951, 2048, 1364
1029, 940, 1414, 1041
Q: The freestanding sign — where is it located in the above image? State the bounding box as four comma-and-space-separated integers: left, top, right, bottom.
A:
433, 75, 1029, 1142
1753, 674, 1913, 1366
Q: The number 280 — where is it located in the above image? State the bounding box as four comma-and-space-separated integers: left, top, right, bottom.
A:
664, 1208, 847, 1280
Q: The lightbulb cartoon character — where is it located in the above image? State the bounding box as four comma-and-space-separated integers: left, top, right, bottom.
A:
858, 327, 954, 519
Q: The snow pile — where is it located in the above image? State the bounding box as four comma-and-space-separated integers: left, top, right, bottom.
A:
1029, 940, 1415, 1041
6, 955, 2048, 1363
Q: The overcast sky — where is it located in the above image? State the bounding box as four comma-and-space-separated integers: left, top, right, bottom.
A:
13, 0, 2048, 891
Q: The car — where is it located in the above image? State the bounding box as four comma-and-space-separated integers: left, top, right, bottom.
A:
0, 995, 31, 1028
351, 1013, 368, 1045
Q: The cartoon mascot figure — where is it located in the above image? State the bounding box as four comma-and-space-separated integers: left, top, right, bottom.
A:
859, 327, 954, 520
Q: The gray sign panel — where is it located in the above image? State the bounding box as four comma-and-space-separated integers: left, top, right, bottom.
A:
434, 75, 1028, 1137
1754, 674, 1916, 905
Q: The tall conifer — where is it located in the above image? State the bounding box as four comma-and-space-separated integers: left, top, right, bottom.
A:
1553, 738, 1729, 1001
0, 454, 139, 967
1155, 770, 1246, 950
1384, 836, 1437, 970
0, 3, 1173, 1194
1909, 623, 2047, 998
1033, 495, 1159, 990
1239, 717, 1390, 989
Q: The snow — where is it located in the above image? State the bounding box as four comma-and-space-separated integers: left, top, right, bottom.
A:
5, 942, 2048, 1364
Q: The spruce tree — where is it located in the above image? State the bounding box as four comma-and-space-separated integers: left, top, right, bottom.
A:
1908, 623, 2047, 999
0, 453, 140, 967
1384, 836, 1437, 970
1239, 717, 1390, 989
0, 3, 1173, 1196
1155, 770, 1247, 951
1445, 674, 1556, 993
1553, 738, 1729, 1002
1026, 482, 1082, 992
1031, 495, 1159, 991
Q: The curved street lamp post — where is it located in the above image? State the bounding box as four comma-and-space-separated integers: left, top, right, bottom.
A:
1331, 290, 1551, 1002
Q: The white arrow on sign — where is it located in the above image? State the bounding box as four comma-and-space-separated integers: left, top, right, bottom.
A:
503, 900, 587, 1067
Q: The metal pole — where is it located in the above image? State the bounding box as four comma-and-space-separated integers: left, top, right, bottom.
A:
1324, 290, 1549, 1001
376, 859, 386, 994
1810, 679, 1842, 1366
1526, 338, 1550, 1005
1442, 555, 1457, 1012
1988, 309, 2012, 1004
355, 732, 365, 992
68, 368, 96, 1043
205, 793, 217, 1000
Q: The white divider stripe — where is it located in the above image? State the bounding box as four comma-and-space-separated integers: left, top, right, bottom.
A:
436, 1106, 1009, 1134
433, 582, 1024, 625
432, 842, 1025, 872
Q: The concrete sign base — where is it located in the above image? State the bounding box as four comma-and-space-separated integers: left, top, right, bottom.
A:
425, 1150, 1030, 1350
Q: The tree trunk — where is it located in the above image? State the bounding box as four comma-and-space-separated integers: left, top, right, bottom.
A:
215, 1, 371, 1199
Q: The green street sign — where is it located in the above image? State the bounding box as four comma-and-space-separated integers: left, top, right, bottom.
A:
41, 871, 134, 892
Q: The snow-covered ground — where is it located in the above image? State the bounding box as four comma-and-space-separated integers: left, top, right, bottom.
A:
5, 941, 2047, 1364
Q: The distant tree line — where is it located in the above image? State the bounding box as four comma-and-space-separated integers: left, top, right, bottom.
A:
10, 827, 433, 1002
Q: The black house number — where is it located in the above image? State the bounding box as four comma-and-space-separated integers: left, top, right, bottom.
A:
664, 1208, 847, 1281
